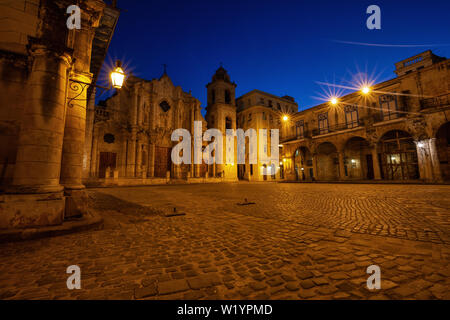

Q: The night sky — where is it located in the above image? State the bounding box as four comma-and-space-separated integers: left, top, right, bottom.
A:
98, 0, 450, 112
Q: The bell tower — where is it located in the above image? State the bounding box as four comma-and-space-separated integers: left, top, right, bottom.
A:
205, 66, 238, 181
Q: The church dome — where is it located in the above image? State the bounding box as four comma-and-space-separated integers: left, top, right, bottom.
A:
212, 66, 231, 82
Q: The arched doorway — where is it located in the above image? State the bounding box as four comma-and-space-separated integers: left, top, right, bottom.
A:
316, 142, 339, 181
343, 137, 373, 180
293, 147, 312, 181
378, 130, 419, 180
436, 122, 450, 181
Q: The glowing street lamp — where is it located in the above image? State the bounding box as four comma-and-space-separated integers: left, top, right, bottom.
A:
330, 97, 339, 105
282, 115, 289, 122
361, 86, 371, 95
111, 60, 126, 89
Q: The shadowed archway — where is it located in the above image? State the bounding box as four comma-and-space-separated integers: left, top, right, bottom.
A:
343, 137, 373, 180
436, 122, 450, 181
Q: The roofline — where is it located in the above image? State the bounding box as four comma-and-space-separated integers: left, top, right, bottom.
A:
293, 56, 449, 116
237, 89, 298, 105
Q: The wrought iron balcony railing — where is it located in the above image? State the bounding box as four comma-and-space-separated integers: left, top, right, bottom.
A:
312, 121, 361, 136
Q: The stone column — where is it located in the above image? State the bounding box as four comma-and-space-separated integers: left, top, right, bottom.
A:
338, 151, 346, 180
371, 147, 382, 180
4, 45, 72, 228
12, 45, 71, 193
429, 138, 443, 182
121, 136, 128, 177
90, 126, 98, 177
147, 143, 155, 178
83, 87, 96, 179
60, 72, 92, 189
136, 139, 142, 178
312, 154, 318, 180
416, 141, 433, 182
127, 131, 136, 177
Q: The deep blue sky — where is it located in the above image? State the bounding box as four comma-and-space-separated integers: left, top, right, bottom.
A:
98, 0, 450, 112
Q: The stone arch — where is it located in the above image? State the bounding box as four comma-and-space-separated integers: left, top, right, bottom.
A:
293, 146, 313, 181
316, 141, 339, 181
343, 136, 373, 180
435, 121, 450, 181
377, 130, 419, 180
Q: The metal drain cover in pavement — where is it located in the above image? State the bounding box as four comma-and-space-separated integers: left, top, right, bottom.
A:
237, 198, 256, 206
164, 207, 186, 217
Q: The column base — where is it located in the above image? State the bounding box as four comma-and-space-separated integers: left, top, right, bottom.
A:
0, 192, 65, 229
64, 188, 88, 220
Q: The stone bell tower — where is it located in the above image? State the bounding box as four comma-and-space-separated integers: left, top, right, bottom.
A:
205, 66, 238, 181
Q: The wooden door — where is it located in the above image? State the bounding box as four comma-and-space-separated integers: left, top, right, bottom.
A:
154, 147, 172, 178
99, 152, 116, 178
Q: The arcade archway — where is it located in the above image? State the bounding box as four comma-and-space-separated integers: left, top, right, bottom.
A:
343, 137, 374, 180
316, 142, 339, 181
377, 130, 419, 180
293, 146, 313, 181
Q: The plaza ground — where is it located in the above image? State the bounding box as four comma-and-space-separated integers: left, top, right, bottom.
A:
0, 182, 449, 300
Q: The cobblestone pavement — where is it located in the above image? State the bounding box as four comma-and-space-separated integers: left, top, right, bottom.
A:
0, 183, 449, 300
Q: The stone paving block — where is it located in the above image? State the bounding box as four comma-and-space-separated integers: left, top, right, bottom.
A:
329, 272, 349, 280
299, 280, 315, 290
266, 276, 284, 287
158, 279, 189, 295
312, 277, 329, 286
297, 271, 314, 280
134, 284, 157, 299
249, 282, 267, 291
285, 282, 301, 291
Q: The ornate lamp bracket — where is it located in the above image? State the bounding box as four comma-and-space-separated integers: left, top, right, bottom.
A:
67, 79, 110, 108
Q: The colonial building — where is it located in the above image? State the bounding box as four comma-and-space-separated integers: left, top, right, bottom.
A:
236, 91, 298, 181
0, 0, 119, 229
280, 50, 450, 183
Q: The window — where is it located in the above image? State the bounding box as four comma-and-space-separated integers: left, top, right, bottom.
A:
399, 90, 411, 112
248, 113, 252, 121
159, 101, 171, 112
344, 105, 359, 128
262, 112, 266, 120
318, 112, 329, 134
268, 100, 273, 108
225, 90, 231, 104
277, 103, 281, 110
296, 120, 305, 138
103, 133, 115, 144
225, 117, 232, 129
380, 94, 398, 121
259, 97, 264, 105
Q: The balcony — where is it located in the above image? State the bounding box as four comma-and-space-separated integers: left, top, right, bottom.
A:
94, 108, 110, 123
420, 93, 450, 110
280, 133, 307, 143
312, 121, 361, 137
